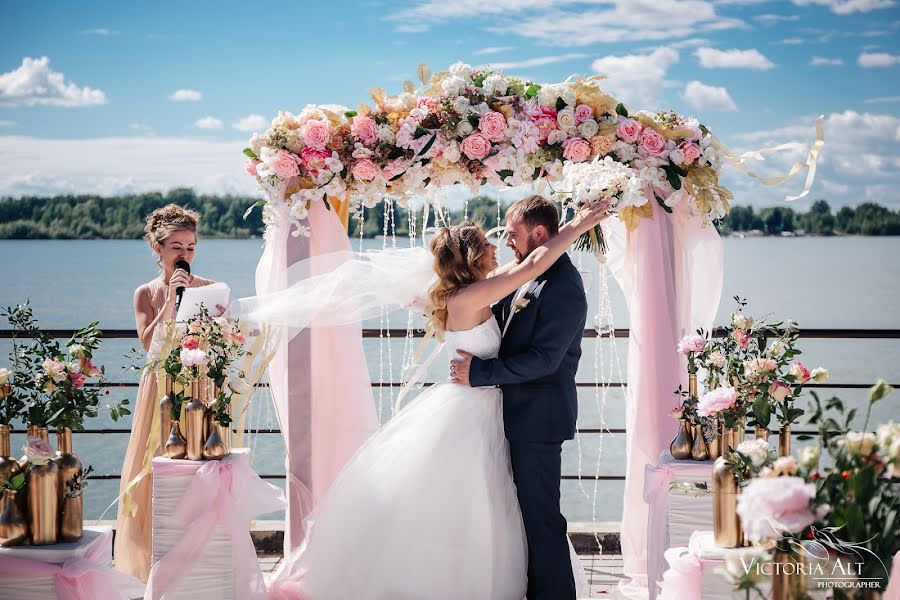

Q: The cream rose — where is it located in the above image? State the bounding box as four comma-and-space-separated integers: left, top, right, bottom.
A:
578, 119, 599, 138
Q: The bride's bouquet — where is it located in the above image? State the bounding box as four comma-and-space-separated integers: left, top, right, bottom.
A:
555, 155, 645, 257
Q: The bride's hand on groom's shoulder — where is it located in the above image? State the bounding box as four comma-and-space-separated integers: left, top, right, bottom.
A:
568, 199, 614, 233
450, 350, 472, 385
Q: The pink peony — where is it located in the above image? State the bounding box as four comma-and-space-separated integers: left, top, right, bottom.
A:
180, 348, 208, 368
677, 334, 706, 355
574, 104, 594, 124
616, 118, 643, 143
300, 147, 331, 175
789, 361, 811, 383
180, 336, 200, 351
532, 107, 559, 141
697, 386, 737, 417
638, 127, 667, 156
271, 150, 300, 179
732, 329, 750, 349
300, 120, 331, 150
68, 370, 87, 389
416, 96, 440, 112
351, 115, 378, 146
736, 476, 819, 543
460, 132, 492, 160
769, 381, 792, 402
243, 158, 260, 177
352, 158, 380, 181
562, 137, 591, 163
23, 437, 54, 466
677, 140, 701, 164
479, 111, 508, 142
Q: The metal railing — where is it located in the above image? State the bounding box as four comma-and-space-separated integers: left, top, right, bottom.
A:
2, 327, 898, 483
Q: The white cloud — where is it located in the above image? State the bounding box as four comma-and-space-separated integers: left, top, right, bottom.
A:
682, 80, 738, 111
80, 28, 121, 36
169, 89, 203, 102
810, 57, 844, 66
485, 53, 589, 70
864, 95, 900, 103
394, 24, 429, 33
694, 47, 775, 70
0, 120, 14, 127
0, 135, 258, 197
129, 123, 153, 133
0, 57, 108, 107
473, 46, 514, 56
791, 0, 896, 14
754, 13, 800, 24
858, 52, 900, 67
232, 114, 267, 132
194, 116, 223, 130
591, 47, 680, 109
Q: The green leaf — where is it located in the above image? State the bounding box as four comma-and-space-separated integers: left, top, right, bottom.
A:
555, 97, 567, 111
497, 169, 514, 180
344, 110, 358, 118
654, 193, 673, 214
468, 115, 480, 128
752, 395, 772, 427
699, 124, 710, 136
662, 163, 683, 191
242, 148, 258, 159
323, 197, 332, 211
615, 103, 628, 117
417, 134, 437, 157
525, 83, 541, 98
414, 125, 429, 139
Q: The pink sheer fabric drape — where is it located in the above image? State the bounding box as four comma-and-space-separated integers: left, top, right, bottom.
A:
256, 201, 379, 586
605, 196, 723, 598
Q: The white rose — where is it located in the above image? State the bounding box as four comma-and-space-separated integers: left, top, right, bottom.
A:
68, 344, 87, 359
547, 129, 567, 145
560, 87, 577, 107
736, 438, 770, 467
452, 96, 470, 115
809, 367, 829, 383
798, 445, 820, 470
483, 73, 508, 96
557, 108, 576, 131
772, 456, 799, 476
441, 141, 461, 163
456, 119, 474, 137
578, 119, 599, 138
226, 376, 253, 396
0, 368, 9, 386
448, 61, 473, 80
733, 313, 753, 330
876, 422, 900, 451
611, 140, 638, 162
838, 431, 877, 457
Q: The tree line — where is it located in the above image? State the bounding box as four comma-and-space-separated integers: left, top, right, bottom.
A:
0, 191, 897, 239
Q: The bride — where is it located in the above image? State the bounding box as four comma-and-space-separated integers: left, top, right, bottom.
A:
248, 200, 610, 600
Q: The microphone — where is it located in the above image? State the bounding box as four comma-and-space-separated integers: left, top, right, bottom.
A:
174, 259, 191, 311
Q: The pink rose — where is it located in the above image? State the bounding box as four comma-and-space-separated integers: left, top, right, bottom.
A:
638, 128, 667, 156
351, 115, 378, 146
271, 149, 300, 179
697, 386, 737, 417
616, 118, 643, 143
416, 96, 440, 112
532, 107, 558, 141
479, 111, 508, 142
243, 158, 260, 177
23, 437, 53, 465
460, 132, 491, 160
69, 371, 87, 389
789, 361, 810, 383
228, 331, 246, 344
677, 140, 701, 164
352, 158, 380, 181
300, 120, 331, 150
180, 336, 200, 351
562, 137, 591, 163
79, 358, 101, 378
300, 147, 330, 175
769, 381, 791, 402
677, 334, 706, 355
732, 329, 750, 349
574, 104, 594, 124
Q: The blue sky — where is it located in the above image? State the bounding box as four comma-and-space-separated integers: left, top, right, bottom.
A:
1, 0, 899, 208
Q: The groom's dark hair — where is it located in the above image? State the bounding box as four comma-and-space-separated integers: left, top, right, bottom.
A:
505, 195, 559, 237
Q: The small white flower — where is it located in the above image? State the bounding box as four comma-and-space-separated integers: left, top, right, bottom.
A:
0, 367, 9, 386
448, 61, 474, 80
547, 129, 567, 145
513, 297, 530, 313
736, 438, 770, 467
452, 95, 470, 115
441, 141, 461, 163
809, 367, 829, 383
441, 76, 467, 97
798, 445, 820, 470
291, 223, 312, 238
837, 431, 877, 457
377, 125, 396, 144
483, 73, 508, 96
68, 344, 87, 359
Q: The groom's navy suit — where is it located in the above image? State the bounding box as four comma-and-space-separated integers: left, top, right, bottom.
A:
469, 253, 587, 600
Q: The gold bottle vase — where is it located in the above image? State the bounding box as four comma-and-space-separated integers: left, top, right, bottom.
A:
54, 428, 83, 543
690, 423, 710, 460
670, 419, 694, 460
778, 425, 792, 457
712, 427, 745, 548
708, 417, 721, 459
19, 424, 50, 465
0, 424, 22, 486
755, 426, 770, 441
164, 421, 187, 459
771, 550, 808, 600
202, 413, 229, 461
184, 397, 207, 461
27, 460, 59, 545
0, 488, 28, 547
159, 376, 174, 453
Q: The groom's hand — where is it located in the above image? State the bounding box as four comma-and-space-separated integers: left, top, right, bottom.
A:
450, 350, 473, 385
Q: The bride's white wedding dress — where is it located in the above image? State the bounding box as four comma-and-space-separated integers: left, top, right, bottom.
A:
289, 317, 588, 600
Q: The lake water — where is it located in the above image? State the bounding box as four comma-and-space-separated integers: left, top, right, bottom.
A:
1, 237, 898, 524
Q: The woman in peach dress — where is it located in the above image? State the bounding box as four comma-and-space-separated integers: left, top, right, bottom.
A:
115, 204, 216, 581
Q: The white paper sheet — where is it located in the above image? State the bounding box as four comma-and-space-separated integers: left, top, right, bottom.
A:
175, 282, 231, 322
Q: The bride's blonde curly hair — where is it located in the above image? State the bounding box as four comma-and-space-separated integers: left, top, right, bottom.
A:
427, 220, 488, 340
144, 204, 201, 267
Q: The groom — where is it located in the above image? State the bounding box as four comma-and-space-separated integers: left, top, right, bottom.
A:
451, 194, 587, 600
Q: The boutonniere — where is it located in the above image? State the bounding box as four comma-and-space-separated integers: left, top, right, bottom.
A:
513, 296, 531, 314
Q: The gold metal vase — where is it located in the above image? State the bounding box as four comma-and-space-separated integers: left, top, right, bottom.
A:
202, 413, 228, 461
708, 417, 721, 459
0, 488, 28, 547
164, 421, 187, 459
771, 549, 808, 600
184, 380, 207, 461
690, 423, 710, 460
0, 424, 22, 485
27, 459, 59, 545
670, 419, 694, 460
19, 424, 50, 464
755, 426, 770, 441
712, 426, 744, 548
159, 376, 174, 452
54, 428, 83, 543
778, 425, 792, 456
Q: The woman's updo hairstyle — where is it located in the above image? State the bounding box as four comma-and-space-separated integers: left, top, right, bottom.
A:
144, 204, 200, 267
426, 220, 487, 340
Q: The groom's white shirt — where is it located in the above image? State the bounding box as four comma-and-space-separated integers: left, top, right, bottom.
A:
502, 279, 547, 338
